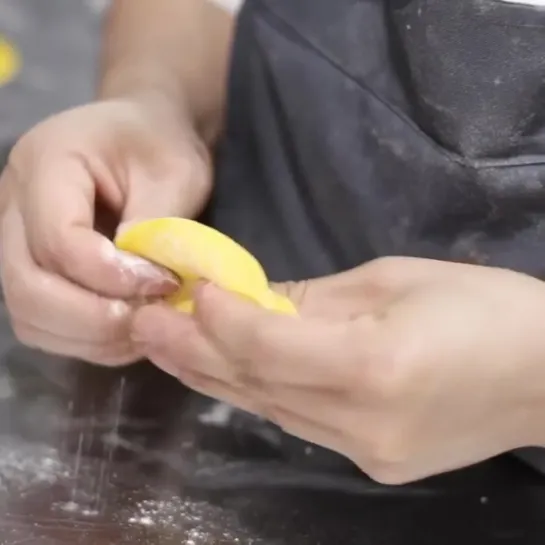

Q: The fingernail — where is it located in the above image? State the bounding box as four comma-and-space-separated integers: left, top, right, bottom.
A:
138, 276, 180, 297
111, 248, 179, 296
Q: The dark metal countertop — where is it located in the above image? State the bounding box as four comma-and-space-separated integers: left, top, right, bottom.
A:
0, 294, 544, 545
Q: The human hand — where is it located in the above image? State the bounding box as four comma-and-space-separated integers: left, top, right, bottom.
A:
0, 98, 211, 364
131, 257, 545, 483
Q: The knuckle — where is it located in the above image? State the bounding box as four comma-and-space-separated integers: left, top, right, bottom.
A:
168, 150, 209, 185
29, 230, 70, 272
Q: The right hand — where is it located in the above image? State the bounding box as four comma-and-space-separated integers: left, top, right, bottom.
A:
0, 98, 212, 365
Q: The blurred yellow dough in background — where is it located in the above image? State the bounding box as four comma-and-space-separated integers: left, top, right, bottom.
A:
114, 218, 297, 315
0, 35, 21, 87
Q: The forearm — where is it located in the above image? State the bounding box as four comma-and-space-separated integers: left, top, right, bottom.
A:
98, 0, 235, 146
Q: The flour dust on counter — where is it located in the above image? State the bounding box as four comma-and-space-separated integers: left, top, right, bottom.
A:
0, 437, 70, 493
122, 495, 263, 544
197, 402, 235, 427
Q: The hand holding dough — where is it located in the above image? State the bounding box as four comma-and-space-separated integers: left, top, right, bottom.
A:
114, 218, 297, 315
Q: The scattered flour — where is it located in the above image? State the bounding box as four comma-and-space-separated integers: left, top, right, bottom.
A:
125, 496, 252, 543
0, 439, 70, 492
197, 402, 235, 427
54, 501, 99, 517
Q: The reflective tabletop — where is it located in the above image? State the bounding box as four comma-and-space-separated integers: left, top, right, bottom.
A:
0, 294, 544, 545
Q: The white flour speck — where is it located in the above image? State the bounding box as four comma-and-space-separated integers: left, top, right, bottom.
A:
129, 515, 154, 526
54, 501, 100, 517
198, 402, 235, 427
0, 439, 70, 492
125, 496, 257, 543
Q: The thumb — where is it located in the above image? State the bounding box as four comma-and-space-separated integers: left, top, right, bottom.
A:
270, 269, 371, 319
269, 261, 410, 319
272, 257, 464, 320
118, 153, 211, 232
20, 155, 178, 301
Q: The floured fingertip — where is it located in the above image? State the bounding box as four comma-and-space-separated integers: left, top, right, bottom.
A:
100, 239, 178, 284
108, 299, 132, 320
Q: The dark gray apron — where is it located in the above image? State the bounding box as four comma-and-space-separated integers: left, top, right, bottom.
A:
207, 0, 545, 474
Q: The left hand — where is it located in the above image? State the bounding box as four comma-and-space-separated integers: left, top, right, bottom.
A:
130, 257, 545, 484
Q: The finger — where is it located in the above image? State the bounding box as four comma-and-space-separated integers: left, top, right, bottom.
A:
355, 256, 479, 295
21, 156, 176, 299
131, 303, 238, 383
194, 283, 362, 390
300, 257, 473, 312
2, 205, 134, 342
270, 272, 393, 319
11, 322, 138, 366
179, 370, 349, 456
118, 150, 211, 230
270, 256, 466, 320
132, 304, 355, 414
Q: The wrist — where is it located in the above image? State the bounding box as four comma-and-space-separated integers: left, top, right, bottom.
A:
100, 70, 189, 118
98, 71, 218, 148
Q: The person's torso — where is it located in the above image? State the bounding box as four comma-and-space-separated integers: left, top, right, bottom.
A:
207, 0, 545, 472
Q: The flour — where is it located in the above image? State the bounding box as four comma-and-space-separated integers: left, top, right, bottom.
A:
54, 501, 100, 517
197, 402, 235, 427
0, 439, 70, 492
125, 496, 254, 543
